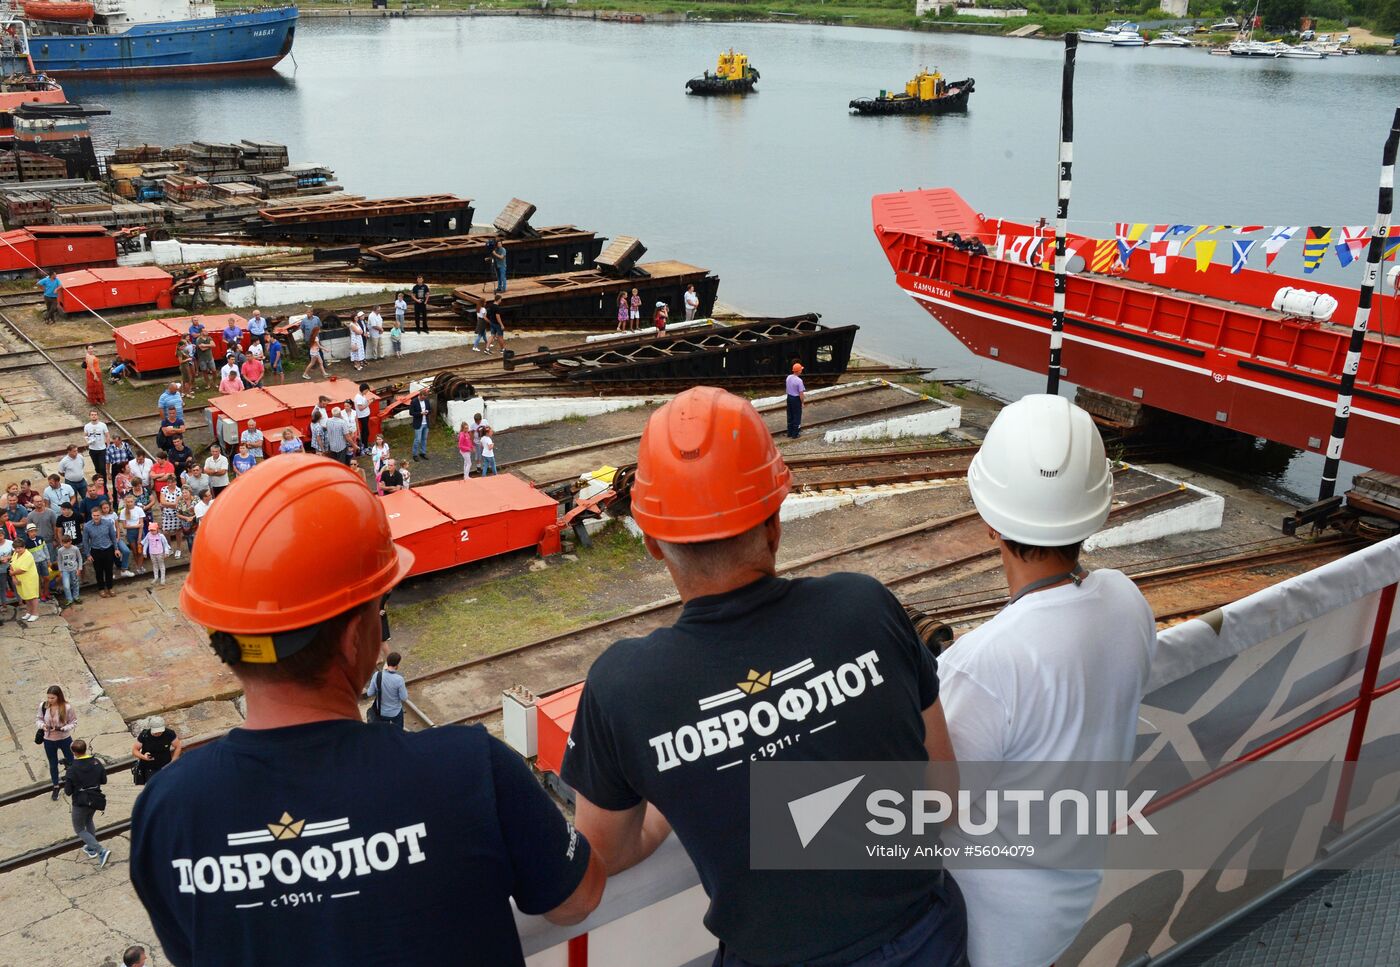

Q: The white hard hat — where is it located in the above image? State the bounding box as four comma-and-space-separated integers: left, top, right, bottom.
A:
967, 394, 1112, 546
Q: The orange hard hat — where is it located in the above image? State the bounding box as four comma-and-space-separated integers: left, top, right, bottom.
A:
181, 457, 413, 660
630, 386, 790, 543
792, 362, 804, 374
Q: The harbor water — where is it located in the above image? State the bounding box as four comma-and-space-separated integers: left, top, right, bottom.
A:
68, 17, 1400, 496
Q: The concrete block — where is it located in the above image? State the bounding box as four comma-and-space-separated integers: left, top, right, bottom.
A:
220, 279, 402, 309
1085, 470, 1225, 551
823, 402, 962, 443
447, 396, 659, 434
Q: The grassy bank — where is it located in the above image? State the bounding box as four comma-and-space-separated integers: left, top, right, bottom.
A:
273, 2, 1397, 45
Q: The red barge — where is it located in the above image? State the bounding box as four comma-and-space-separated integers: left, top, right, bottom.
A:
873, 188, 1400, 476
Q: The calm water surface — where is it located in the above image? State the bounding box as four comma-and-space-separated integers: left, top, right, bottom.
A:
66, 19, 1400, 496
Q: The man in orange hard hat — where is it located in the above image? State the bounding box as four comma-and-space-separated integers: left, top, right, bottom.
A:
785, 360, 806, 438
129, 457, 603, 967
562, 386, 966, 967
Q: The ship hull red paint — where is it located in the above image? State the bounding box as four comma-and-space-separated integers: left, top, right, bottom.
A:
40, 55, 286, 79
874, 188, 1400, 476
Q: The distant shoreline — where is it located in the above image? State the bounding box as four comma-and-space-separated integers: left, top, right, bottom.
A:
294, 8, 1398, 53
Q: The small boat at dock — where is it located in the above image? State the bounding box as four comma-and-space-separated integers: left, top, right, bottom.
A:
1276, 44, 1325, 59
1148, 33, 1192, 47
685, 49, 758, 95
849, 69, 973, 117
1111, 32, 1146, 47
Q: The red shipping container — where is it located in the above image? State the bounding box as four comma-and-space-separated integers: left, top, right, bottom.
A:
31, 226, 117, 271
266, 380, 381, 440
204, 313, 251, 358
112, 318, 186, 374
206, 388, 284, 448
57, 266, 172, 313
536, 682, 584, 777
383, 489, 458, 578
0, 230, 38, 275
415, 475, 559, 567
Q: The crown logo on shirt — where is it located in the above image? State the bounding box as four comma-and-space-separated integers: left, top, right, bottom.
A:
267, 812, 305, 840
737, 669, 772, 695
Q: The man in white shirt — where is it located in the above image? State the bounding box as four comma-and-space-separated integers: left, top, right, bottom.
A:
353, 383, 372, 445
203, 445, 231, 496
128, 453, 154, 490
219, 353, 240, 386
58, 446, 89, 499
938, 395, 1156, 967
683, 283, 700, 321
84, 410, 109, 481
367, 308, 384, 361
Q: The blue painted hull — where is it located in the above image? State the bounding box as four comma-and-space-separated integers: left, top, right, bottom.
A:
29, 8, 297, 76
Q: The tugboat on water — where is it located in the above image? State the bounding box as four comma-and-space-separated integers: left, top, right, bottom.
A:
686, 49, 759, 95
849, 69, 973, 116
21, 0, 297, 77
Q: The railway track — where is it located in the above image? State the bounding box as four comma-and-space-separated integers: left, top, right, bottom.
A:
0, 481, 1359, 872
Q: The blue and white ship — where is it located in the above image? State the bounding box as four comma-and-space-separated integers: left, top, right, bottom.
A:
21, 0, 296, 77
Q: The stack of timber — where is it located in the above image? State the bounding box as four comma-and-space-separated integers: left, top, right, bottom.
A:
0, 148, 70, 183
356, 198, 603, 278
518, 314, 856, 388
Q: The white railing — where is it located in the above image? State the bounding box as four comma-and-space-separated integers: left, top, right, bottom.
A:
517, 835, 713, 967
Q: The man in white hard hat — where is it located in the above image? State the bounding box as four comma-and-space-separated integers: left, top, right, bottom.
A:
939, 394, 1156, 967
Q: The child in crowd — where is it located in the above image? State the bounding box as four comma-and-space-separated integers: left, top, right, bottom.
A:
394, 292, 407, 331
56, 533, 81, 605
142, 522, 171, 586
177, 488, 197, 554
390, 321, 403, 358
479, 426, 496, 475
616, 292, 629, 332
457, 422, 475, 479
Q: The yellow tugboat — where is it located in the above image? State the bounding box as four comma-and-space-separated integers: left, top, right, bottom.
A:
849, 68, 974, 116
686, 49, 760, 95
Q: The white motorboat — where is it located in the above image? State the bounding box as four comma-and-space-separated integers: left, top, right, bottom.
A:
1276, 44, 1325, 59
1229, 40, 1286, 57
1078, 30, 1116, 44
1112, 32, 1147, 47
1148, 34, 1193, 47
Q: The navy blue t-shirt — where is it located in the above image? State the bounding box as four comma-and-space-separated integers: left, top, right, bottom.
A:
562, 572, 943, 964
131, 720, 588, 967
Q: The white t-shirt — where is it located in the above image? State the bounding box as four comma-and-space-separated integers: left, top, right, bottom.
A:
354, 394, 370, 420
194, 500, 212, 522
938, 569, 1156, 967
119, 505, 145, 530
480, 435, 494, 459
204, 456, 230, 488
684, 289, 699, 310
128, 457, 153, 487
84, 421, 108, 451
368, 312, 383, 334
